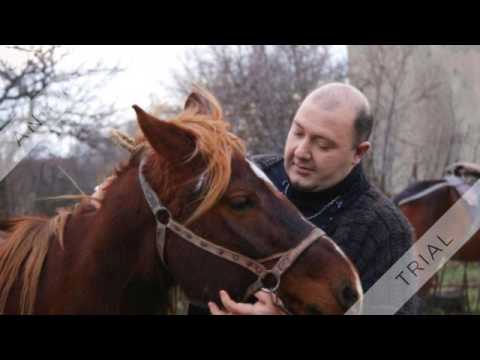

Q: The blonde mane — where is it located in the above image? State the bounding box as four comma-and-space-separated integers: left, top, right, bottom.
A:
0, 211, 70, 314
170, 90, 246, 224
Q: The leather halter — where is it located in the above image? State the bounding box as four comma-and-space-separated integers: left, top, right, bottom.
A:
138, 157, 326, 308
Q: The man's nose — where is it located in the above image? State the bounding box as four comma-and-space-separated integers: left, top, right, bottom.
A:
294, 140, 312, 160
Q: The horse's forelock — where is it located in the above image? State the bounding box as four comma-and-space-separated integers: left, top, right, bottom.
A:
183, 121, 244, 224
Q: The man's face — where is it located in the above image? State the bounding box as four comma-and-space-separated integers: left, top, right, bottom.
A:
284, 102, 362, 192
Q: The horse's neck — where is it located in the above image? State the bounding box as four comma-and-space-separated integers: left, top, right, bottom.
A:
45, 170, 172, 314
98, 174, 173, 311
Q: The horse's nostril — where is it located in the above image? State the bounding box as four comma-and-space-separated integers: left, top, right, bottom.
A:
339, 284, 359, 309
306, 304, 324, 315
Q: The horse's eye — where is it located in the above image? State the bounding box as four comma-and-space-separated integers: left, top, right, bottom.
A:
229, 196, 255, 211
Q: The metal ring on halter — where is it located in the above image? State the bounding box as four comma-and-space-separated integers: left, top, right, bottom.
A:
259, 271, 281, 293
155, 208, 171, 226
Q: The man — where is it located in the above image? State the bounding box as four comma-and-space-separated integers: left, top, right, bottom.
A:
206, 83, 418, 315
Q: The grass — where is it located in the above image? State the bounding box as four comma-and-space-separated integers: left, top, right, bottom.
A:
421, 261, 480, 314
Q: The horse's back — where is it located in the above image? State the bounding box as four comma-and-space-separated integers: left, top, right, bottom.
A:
397, 179, 480, 263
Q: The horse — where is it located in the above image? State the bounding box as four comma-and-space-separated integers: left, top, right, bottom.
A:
0, 88, 362, 315
393, 172, 480, 296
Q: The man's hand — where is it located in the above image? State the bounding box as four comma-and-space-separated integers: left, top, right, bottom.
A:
208, 290, 286, 315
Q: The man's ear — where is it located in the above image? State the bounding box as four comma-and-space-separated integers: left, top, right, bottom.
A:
353, 141, 371, 165
133, 105, 196, 162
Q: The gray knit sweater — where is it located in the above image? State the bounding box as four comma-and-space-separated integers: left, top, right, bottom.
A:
251, 154, 419, 315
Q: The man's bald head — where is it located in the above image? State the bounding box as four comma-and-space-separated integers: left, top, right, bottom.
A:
302, 83, 373, 146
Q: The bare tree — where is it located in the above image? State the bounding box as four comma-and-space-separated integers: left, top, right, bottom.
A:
170, 45, 346, 154
0, 45, 122, 218
440, 79, 480, 167
349, 45, 440, 193
0, 45, 122, 148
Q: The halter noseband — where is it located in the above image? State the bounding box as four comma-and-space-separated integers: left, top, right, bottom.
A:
138, 158, 326, 311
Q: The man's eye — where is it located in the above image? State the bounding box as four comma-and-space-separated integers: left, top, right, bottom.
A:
316, 141, 332, 150
229, 196, 255, 211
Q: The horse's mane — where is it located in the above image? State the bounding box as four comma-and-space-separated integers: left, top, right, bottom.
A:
393, 179, 447, 205
0, 210, 70, 314
172, 105, 246, 223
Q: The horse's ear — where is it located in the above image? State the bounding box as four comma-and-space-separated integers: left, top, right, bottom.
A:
184, 91, 212, 116
133, 105, 196, 161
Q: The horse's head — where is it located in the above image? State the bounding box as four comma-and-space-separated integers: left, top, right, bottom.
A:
133, 88, 362, 314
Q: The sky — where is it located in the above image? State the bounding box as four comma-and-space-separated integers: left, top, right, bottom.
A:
64, 45, 347, 116
64, 45, 202, 108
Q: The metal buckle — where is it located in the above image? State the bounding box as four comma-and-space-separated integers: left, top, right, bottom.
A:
259, 271, 281, 293
155, 208, 171, 226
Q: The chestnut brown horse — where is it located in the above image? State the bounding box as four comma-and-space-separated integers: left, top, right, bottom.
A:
393, 175, 480, 295
0, 88, 362, 315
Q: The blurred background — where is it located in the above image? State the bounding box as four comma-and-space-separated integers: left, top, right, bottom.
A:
1, 45, 479, 314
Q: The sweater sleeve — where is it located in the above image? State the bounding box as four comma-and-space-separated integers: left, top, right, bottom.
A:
331, 198, 419, 315
364, 216, 419, 315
